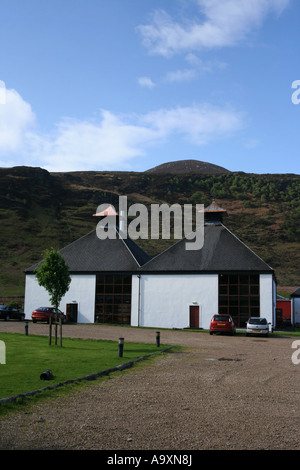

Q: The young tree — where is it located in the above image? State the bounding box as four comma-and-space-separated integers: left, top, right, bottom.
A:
35, 249, 71, 345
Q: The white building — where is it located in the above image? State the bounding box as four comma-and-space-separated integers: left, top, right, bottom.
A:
291, 287, 300, 326
24, 202, 276, 329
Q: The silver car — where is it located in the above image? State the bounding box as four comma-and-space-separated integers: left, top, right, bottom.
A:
246, 317, 271, 337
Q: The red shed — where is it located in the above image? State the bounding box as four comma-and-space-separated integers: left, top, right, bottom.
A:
276, 294, 291, 327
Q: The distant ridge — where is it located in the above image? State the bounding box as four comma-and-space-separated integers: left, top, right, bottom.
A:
145, 159, 230, 175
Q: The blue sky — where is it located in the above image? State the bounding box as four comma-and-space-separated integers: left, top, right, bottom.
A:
0, 0, 299, 174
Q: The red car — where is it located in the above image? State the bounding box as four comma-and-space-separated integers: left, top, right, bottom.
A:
209, 314, 236, 335
32, 307, 66, 324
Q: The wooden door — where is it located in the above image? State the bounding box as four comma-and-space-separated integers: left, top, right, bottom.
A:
190, 305, 199, 328
276, 308, 283, 327
66, 303, 78, 322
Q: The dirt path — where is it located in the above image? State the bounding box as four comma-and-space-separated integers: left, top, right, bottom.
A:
0, 322, 299, 450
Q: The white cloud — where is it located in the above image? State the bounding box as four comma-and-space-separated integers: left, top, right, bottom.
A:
138, 76, 156, 89
244, 138, 261, 149
0, 86, 244, 171
0, 87, 35, 153
185, 53, 227, 72
138, 0, 290, 56
163, 55, 227, 85
32, 111, 158, 172
164, 69, 198, 83
142, 104, 244, 145
33, 105, 243, 171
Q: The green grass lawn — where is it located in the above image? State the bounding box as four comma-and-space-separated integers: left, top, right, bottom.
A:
0, 332, 172, 403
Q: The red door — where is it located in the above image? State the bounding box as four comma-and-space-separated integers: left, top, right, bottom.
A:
190, 306, 199, 328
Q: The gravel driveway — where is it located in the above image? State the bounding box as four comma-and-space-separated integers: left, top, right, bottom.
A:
0, 322, 299, 450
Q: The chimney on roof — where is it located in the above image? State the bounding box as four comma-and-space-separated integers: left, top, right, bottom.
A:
201, 200, 227, 224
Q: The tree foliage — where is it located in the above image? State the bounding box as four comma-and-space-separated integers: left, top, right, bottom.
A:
35, 249, 71, 310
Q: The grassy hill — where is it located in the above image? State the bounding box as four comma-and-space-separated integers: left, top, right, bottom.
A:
0, 164, 299, 298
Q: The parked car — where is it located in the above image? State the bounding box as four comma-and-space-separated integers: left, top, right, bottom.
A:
0, 305, 25, 321
209, 314, 236, 335
32, 307, 66, 324
246, 317, 271, 337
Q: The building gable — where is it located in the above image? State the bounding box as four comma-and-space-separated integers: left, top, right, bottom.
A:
141, 223, 273, 273
25, 228, 151, 274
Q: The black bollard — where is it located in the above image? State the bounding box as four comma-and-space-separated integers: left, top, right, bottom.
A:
118, 337, 124, 358
25, 320, 29, 336
156, 331, 160, 347
40, 369, 53, 380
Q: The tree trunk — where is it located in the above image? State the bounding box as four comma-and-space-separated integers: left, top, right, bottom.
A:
55, 304, 58, 345
60, 318, 62, 347
49, 316, 52, 345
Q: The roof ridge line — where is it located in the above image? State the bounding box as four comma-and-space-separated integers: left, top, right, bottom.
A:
116, 227, 144, 268
221, 223, 274, 271
141, 223, 207, 268
140, 237, 185, 269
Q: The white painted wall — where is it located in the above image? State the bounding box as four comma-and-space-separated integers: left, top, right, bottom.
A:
132, 273, 275, 330
131, 274, 219, 329
25, 271, 276, 328
24, 274, 96, 323
273, 277, 277, 326
24, 275, 50, 320
61, 274, 96, 323
131, 275, 140, 327
260, 274, 275, 326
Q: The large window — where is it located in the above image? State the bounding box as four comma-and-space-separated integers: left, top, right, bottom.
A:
219, 274, 260, 327
95, 274, 132, 324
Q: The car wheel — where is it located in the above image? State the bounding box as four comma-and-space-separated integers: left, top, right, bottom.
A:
209, 331, 213, 335
32, 319, 37, 323
19, 314, 25, 321
5, 315, 10, 321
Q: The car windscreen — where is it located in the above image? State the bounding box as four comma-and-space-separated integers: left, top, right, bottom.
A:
213, 315, 230, 321
249, 318, 267, 325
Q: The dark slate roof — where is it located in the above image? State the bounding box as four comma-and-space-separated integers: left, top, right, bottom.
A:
141, 223, 273, 273
25, 228, 151, 273
25, 223, 274, 275
291, 287, 300, 297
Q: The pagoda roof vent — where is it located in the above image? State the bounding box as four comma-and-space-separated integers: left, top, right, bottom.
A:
200, 200, 227, 224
